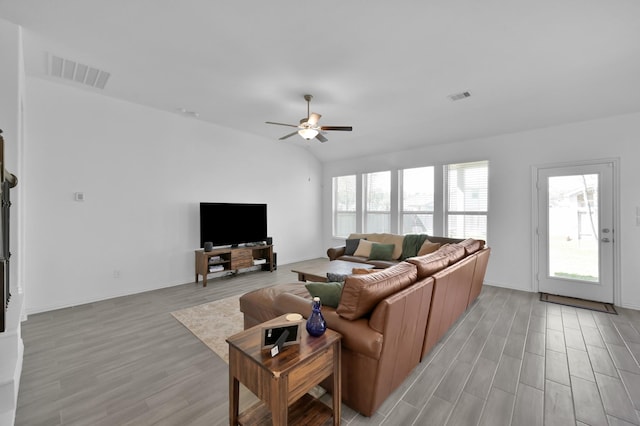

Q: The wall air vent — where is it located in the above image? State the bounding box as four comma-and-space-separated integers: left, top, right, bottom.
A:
48, 54, 111, 90
448, 91, 471, 101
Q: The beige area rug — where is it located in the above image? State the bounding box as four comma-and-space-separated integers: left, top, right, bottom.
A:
171, 295, 243, 363
171, 295, 327, 402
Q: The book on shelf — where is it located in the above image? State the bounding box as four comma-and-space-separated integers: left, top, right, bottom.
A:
252, 258, 267, 265
208, 264, 225, 273
208, 255, 221, 262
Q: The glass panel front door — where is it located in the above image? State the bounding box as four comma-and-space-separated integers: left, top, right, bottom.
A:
537, 163, 614, 303
547, 174, 599, 282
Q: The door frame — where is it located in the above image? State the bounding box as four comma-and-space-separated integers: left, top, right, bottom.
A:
531, 158, 621, 305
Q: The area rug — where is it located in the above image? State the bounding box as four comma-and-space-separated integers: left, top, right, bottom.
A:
171, 295, 243, 363
540, 293, 617, 314
171, 295, 328, 400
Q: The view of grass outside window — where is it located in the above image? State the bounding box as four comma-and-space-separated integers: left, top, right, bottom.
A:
333, 175, 356, 237
548, 174, 599, 282
400, 166, 434, 235
364, 171, 391, 233
445, 161, 488, 240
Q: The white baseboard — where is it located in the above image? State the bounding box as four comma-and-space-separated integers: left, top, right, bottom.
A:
0, 293, 24, 426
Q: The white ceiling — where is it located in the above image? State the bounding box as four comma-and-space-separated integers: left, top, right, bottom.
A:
2, 0, 640, 162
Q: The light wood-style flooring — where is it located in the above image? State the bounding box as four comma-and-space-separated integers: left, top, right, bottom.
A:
16, 258, 640, 425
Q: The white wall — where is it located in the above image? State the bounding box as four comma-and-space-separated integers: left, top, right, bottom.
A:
24, 77, 323, 314
323, 112, 640, 309
0, 17, 24, 426
0, 17, 23, 296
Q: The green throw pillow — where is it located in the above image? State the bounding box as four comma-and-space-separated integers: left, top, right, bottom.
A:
369, 243, 395, 261
305, 281, 344, 308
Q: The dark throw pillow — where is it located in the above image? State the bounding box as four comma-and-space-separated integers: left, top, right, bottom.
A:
327, 272, 348, 283
305, 281, 344, 308
369, 243, 395, 261
345, 238, 366, 256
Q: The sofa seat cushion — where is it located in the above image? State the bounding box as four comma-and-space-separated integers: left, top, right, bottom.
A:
239, 282, 309, 324
337, 254, 369, 264
337, 255, 398, 268
337, 262, 418, 320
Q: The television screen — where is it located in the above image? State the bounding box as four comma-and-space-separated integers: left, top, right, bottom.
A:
199, 202, 267, 248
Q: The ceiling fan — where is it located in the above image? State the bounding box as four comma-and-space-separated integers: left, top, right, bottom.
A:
266, 94, 352, 142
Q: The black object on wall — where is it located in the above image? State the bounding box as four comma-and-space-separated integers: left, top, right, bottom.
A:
199, 202, 267, 248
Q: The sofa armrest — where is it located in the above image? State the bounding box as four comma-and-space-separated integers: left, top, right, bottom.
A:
327, 245, 346, 260
274, 292, 383, 359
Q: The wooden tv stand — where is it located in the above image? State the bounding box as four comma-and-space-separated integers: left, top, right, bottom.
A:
194, 244, 274, 287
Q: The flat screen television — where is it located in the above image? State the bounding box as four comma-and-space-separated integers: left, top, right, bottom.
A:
199, 202, 267, 248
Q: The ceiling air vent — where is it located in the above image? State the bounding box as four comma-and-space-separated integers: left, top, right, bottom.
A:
448, 91, 471, 101
48, 54, 111, 90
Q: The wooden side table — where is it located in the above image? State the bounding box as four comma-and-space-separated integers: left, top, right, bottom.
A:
227, 315, 341, 425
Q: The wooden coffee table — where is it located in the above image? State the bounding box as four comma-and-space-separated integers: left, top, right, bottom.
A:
291, 260, 375, 282
227, 314, 342, 425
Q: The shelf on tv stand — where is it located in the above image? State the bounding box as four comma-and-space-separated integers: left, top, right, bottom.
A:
194, 244, 274, 287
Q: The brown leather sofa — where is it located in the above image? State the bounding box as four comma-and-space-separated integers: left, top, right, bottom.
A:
239, 238, 490, 417
327, 233, 465, 268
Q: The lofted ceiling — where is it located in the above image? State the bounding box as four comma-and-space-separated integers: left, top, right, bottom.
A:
1, 0, 640, 162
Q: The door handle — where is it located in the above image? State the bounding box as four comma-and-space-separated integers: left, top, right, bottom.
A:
601, 237, 611, 243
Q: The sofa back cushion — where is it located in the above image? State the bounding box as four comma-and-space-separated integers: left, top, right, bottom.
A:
458, 238, 485, 255
406, 252, 450, 280
437, 243, 466, 265
337, 261, 417, 320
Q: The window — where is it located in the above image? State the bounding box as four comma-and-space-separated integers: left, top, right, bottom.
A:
332, 175, 356, 237
330, 161, 489, 240
364, 171, 391, 233
444, 161, 488, 239
400, 166, 434, 234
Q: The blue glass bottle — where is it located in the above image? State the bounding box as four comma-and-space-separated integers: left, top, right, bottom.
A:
306, 297, 327, 337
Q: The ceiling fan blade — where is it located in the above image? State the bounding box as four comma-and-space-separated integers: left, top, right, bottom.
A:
307, 112, 321, 126
279, 131, 299, 140
266, 121, 299, 128
320, 126, 352, 131
316, 133, 328, 143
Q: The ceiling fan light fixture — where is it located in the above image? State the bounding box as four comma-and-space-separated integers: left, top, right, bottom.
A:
298, 128, 319, 140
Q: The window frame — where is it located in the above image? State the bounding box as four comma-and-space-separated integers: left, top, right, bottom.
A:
330, 161, 489, 241
399, 166, 435, 236
443, 160, 489, 240
332, 174, 357, 238
363, 170, 392, 233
